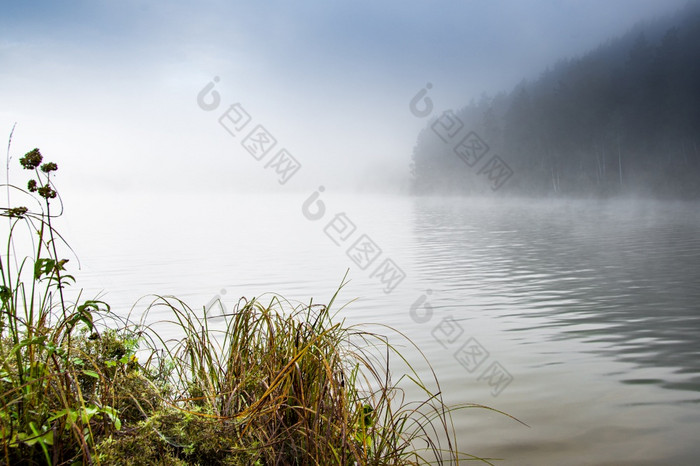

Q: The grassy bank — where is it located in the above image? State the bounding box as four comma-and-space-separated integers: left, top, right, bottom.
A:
1, 147, 500, 464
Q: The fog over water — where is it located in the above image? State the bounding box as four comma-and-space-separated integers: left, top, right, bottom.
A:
58, 192, 700, 465
1, 0, 694, 194
3, 1, 700, 464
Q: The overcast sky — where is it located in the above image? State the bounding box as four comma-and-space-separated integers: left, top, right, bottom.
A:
0, 0, 692, 195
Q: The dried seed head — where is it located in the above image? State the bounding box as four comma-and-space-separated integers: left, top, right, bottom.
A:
20, 148, 42, 170
40, 162, 58, 173
37, 185, 57, 199
3, 207, 29, 218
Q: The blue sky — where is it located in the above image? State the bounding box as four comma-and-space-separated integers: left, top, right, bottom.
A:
0, 0, 692, 194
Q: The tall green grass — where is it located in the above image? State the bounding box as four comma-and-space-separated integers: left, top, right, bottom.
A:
1, 143, 517, 464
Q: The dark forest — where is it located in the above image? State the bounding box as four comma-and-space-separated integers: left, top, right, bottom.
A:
411, 3, 700, 198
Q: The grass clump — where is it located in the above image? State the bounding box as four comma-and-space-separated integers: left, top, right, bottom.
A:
1, 143, 506, 464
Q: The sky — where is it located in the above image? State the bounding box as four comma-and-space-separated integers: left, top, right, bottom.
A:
0, 0, 693, 196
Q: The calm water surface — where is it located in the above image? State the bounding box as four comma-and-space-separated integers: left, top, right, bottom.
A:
63, 190, 700, 465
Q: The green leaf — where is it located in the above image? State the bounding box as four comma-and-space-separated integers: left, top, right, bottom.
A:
34, 258, 55, 279
82, 370, 99, 379
72, 300, 111, 332
26, 423, 54, 446
47, 409, 68, 422
0, 285, 11, 303
48, 408, 78, 427
101, 406, 122, 430
11, 432, 28, 447
12, 335, 47, 354
81, 405, 99, 424
55, 259, 69, 271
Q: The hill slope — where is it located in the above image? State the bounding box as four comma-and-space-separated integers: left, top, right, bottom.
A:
411, 2, 700, 198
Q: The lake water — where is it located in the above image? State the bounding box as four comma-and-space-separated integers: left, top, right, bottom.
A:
59, 190, 700, 465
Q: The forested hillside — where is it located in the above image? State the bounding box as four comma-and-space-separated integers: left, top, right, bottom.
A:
411, 2, 700, 198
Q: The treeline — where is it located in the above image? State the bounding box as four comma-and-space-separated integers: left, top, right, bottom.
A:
411, 2, 700, 198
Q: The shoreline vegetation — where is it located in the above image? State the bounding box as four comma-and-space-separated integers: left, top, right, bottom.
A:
1, 147, 516, 464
